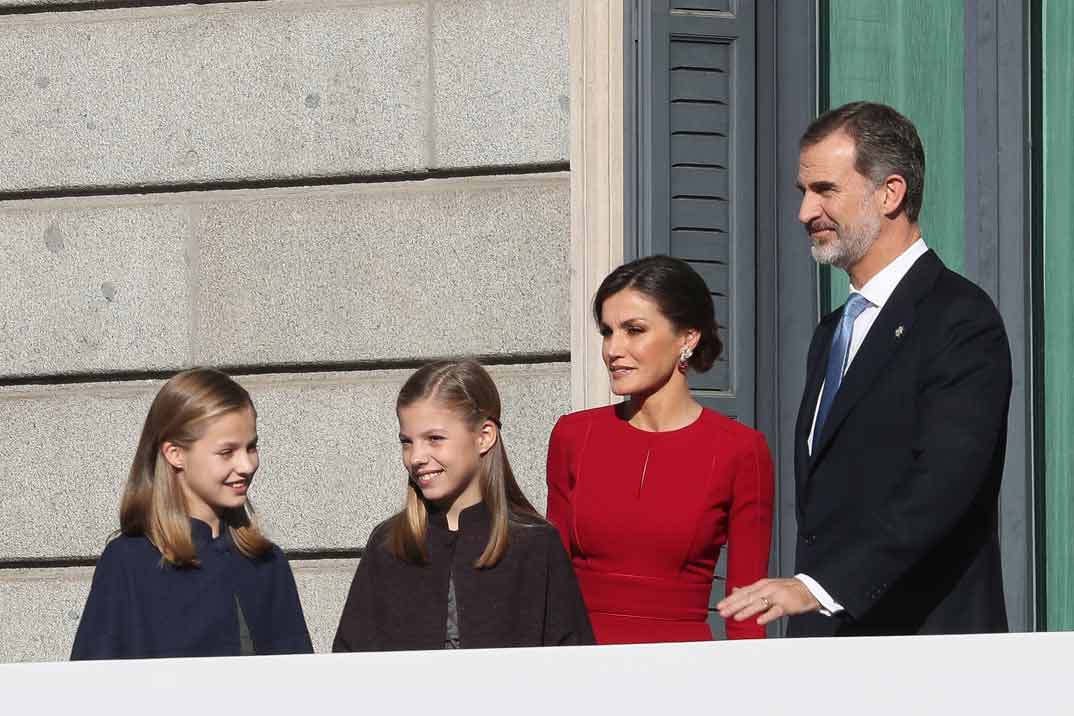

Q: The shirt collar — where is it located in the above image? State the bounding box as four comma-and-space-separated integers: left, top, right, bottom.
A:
853, 238, 929, 309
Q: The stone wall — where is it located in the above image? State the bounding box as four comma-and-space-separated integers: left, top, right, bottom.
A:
0, 0, 570, 662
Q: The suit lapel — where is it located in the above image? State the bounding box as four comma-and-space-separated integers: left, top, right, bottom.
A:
808, 251, 944, 470
795, 310, 839, 509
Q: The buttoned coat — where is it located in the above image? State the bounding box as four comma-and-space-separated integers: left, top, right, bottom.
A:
790, 250, 1012, 637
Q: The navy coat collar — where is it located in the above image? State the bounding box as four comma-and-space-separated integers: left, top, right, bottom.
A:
189, 517, 233, 555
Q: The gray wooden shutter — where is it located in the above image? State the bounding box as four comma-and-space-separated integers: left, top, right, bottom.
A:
636, 0, 756, 425
633, 0, 758, 639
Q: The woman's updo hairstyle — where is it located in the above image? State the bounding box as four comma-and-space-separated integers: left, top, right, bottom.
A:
592, 255, 723, 372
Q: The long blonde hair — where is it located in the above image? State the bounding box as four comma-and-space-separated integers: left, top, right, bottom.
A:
387, 360, 542, 567
120, 368, 272, 567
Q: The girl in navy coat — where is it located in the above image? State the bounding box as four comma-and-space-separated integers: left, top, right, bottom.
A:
71, 368, 313, 659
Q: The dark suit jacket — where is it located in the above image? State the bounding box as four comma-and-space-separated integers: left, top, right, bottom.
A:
789, 250, 1011, 637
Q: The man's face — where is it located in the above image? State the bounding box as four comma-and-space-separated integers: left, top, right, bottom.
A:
796, 130, 883, 271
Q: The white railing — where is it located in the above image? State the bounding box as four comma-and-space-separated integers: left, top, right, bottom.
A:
1, 632, 1070, 714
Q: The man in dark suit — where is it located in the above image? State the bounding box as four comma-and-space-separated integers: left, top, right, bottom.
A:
718, 102, 1011, 636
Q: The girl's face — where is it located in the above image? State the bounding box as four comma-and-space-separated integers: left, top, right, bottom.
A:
163, 406, 260, 526
397, 398, 493, 512
599, 288, 697, 397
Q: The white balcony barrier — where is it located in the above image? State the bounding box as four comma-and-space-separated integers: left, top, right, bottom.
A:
1, 632, 1070, 714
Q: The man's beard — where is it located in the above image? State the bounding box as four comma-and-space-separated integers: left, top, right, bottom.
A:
809, 204, 881, 270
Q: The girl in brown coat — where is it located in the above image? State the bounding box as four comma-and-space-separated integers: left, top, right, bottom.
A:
332, 360, 593, 651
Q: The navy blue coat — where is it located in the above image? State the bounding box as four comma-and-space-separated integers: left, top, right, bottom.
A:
71, 519, 313, 659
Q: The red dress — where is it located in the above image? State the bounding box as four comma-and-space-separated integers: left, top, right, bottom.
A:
546, 405, 774, 643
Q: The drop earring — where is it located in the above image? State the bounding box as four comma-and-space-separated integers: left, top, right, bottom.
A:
678, 346, 693, 373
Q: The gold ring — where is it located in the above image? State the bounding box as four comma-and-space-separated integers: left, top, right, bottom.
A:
760, 596, 771, 609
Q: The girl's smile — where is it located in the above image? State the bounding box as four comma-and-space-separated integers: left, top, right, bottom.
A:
397, 398, 488, 520
163, 406, 259, 533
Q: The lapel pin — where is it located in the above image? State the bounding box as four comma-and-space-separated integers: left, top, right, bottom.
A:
895, 325, 905, 339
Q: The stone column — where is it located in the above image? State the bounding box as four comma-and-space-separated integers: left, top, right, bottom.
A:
568, 0, 626, 411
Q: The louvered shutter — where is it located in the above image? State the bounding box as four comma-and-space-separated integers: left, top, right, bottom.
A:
634, 0, 758, 639
637, 0, 756, 425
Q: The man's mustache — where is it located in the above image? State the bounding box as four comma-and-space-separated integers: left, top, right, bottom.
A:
808, 221, 838, 234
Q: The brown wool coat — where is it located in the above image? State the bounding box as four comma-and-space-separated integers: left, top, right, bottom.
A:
332, 502, 595, 651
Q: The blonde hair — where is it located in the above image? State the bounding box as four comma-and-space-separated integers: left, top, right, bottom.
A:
387, 360, 542, 567
120, 368, 272, 567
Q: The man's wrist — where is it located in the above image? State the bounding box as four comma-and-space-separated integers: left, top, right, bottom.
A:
794, 573, 844, 616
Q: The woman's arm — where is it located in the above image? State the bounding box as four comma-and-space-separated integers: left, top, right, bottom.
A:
723, 430, 775, 639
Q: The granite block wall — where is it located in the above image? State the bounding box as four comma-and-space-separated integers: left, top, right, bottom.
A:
0, 0, 570, 662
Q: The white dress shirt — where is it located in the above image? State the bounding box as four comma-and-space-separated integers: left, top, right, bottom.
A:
796, 238, 929, 615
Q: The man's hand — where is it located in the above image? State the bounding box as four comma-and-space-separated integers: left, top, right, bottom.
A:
716, 578, 822, 625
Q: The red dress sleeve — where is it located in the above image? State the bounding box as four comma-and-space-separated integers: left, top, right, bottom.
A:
545, 416, 574, 554
723, 429, 775, 639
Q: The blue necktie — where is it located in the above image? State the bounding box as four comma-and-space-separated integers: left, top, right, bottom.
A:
813, 293, 873, 445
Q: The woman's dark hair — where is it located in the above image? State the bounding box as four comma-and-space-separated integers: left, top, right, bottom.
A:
592, 255, 722, 372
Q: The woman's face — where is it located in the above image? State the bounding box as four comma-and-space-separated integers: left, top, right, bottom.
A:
397, 398, 491, 512
599, 288, 695, 397
165, 407, 259, 525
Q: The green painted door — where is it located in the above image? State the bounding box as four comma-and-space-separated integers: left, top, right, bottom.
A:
1042, 0, 1074, 631
824, 0, 965, 308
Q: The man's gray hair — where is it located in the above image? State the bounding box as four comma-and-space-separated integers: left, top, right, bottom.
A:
801, 101, 926, 223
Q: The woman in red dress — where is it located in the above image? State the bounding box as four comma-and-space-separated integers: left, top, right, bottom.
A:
547, 255, 774, 643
